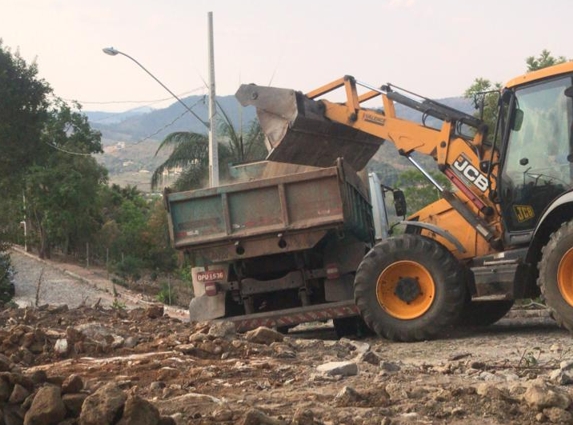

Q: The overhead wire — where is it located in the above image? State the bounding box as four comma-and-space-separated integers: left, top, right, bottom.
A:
57, 86, 205, 106
130, 95, 207, 145
42, 92, 207, 155
44, 141, 94, 156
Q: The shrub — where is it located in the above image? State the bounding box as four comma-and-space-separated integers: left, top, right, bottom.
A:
0, 247, 15, 303
156, 281, 176, 305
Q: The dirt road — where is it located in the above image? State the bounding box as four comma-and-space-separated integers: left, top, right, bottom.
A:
2, 249, 573, 424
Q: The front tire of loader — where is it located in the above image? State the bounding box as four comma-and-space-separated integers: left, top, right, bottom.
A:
538, 220, 573, 333
354, 234, 466, 342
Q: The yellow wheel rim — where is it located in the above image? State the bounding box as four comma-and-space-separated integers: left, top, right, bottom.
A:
557, 247, 573, 307
376, 260, 435, 320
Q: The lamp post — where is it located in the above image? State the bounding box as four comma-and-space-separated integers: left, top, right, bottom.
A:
207, 12, 218, 187
102, 47, 219, 186
19, 221, 27, 252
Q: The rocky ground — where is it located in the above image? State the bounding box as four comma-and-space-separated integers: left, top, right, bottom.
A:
2, 249, 573, 425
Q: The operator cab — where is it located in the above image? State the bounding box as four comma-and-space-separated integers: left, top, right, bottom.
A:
498, 69, 573, 244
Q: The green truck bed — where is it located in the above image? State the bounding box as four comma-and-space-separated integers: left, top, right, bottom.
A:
165, 160, 373, 263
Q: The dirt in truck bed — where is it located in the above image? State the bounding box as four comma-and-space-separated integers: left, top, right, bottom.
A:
3, 249, 573, 424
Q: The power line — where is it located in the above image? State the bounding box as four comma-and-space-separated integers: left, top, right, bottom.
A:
57, 86, 206, 106
44, 140, 93, 156
133, 96, 207, 145
42, 95, 206, 155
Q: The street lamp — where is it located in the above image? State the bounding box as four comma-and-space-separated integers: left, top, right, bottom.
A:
102, 47, 209, 129
102, 46, 220, 187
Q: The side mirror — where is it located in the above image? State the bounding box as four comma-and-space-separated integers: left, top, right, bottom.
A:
393, 190, 407, 217
512, 108, 524, 131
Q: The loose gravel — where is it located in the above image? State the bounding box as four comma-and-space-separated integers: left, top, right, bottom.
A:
10, 249, 118, 309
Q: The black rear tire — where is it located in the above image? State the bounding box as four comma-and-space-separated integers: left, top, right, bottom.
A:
538, 220, 573, 333
354, 234, 466, 342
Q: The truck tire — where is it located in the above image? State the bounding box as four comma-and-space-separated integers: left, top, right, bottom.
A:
354, 234, 466, 342
538, 220, 573, 333
457, 300, 514, 327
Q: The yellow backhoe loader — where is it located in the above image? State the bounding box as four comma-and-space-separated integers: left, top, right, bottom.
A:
235, 62, 573, 341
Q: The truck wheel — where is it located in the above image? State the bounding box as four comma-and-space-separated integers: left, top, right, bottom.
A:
354, 234, 466, 342
457, 300, 514, 327
538, 220, 573, 332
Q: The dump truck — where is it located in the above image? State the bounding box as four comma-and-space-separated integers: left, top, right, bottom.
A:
164, 159, 394, 334
236, 62, 573, 341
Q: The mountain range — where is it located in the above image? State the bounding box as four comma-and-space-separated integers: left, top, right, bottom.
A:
88, 95, 256, 145
88, 93, 476, 191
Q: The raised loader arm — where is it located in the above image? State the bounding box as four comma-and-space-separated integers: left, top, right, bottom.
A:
236, 75, 502, 248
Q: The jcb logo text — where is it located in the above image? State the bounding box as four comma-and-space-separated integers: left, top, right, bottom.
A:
453, 156, 489, 192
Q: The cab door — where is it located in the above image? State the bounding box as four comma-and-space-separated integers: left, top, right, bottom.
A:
499, 75, 573, 237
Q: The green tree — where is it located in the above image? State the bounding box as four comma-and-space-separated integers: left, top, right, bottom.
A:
151, 115, 267, 191
0, 241, 15, 303
396, 169, 451, 214
25, 100, 107, 258
526, 49, 567, 72
465, 49, 568, 140
0, 41, 51, 193
464, 78, 502, 140
94, 185, 145, 263
145, 199, 177, 272
0, 41, 51, 250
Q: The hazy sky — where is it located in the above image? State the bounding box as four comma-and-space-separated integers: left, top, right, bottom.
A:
1, 0, 571, 112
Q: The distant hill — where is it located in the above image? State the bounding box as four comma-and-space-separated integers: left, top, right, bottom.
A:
86, 106, 155, 126
90, 95, 256, 145
88, 94, 475, 191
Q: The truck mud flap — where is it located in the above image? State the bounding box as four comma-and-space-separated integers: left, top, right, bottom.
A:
219, 300, 360, 332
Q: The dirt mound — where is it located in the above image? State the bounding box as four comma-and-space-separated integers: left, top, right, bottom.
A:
1, 304, 572, 424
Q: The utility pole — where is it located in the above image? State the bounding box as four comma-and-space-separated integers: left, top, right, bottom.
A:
208, 11, 219, 187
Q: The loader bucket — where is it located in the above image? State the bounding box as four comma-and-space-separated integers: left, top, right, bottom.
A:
235, 84, 383, 170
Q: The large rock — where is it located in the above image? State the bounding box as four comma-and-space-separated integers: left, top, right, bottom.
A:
61, 374, 84, 394
291, 408, 315, 425
63, 393, 88, 417
4, 404, 25, 425
117, 394, 160, 425
245, 327, 284, 345
0, 377, 12, 402
358, 350, 382, 366
23, 385, 66, 425
79, 383, 127, 425
543, 407, 573, 423
334, 386, 364, 406
549, 368, 573, 385
146, 304, 164, 319
207, 321, 236, 339
523, 382, 572, 411
0, 354, 12, 372
9, 384, 30, 404
240, 408, 287, 425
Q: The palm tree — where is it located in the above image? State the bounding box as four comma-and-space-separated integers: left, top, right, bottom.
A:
151, 107, 267, 191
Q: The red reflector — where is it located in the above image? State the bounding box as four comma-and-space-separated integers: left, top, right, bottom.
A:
326, 263, 340, 279
204, 282, 218, 296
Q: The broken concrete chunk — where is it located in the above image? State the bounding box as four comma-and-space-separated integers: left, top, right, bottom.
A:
317, 361, 358, 377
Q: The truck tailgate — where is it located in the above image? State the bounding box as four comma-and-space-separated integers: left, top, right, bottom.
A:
165, 161, 372, 261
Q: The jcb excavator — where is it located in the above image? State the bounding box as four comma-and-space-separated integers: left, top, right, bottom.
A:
235, 61, 573, 341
